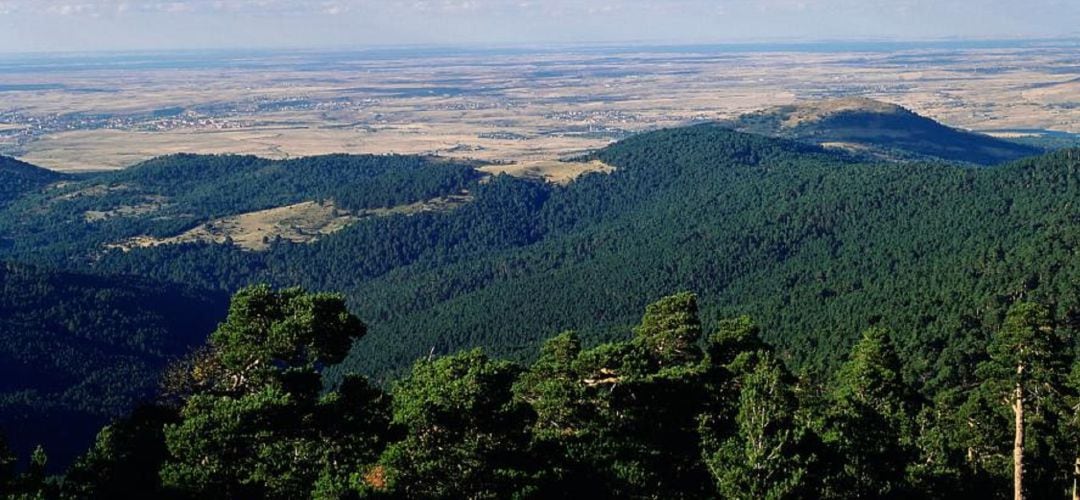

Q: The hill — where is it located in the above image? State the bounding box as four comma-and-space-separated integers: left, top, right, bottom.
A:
0, 121, 1072, 389
0, 153, 481, 266
728, 97, 1043, 165
0, 155, 67, 207
6, 126, 1058, 389
0, 262, 227, 470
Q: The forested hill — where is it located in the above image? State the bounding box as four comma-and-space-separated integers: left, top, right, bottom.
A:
0, 262, 227, 470
0, 155, 68, 207
32, 125, 1068, 390
334, 127, 1079, 384
0, 122, 1075, 473
728, 97, 1043, 165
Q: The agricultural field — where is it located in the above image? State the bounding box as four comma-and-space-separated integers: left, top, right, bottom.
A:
1, 40, 1077, 172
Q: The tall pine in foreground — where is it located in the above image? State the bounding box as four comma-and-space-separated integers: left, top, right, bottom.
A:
970, 302, 1068, 499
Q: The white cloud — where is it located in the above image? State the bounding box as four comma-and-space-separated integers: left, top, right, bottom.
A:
0, 0, 1076, 52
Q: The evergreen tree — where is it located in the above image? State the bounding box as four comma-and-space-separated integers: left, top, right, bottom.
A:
376, 349, 534, 499
821, 327, 918, 498
512, 331, 603, 497
632, 292, 703, 367
159, 285, 377, 499
703, 352, 813, 499
969, 301, 1067, 500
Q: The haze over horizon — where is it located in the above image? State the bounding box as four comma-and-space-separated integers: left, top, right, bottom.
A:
0, 0, 1077, 53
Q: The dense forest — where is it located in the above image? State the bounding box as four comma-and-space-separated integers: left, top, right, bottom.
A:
66, 127, 1078, 386
0, 122, 1078, 473
3, 286, 1079, 499
0, 262, 227, 468
0, 157, 67, 208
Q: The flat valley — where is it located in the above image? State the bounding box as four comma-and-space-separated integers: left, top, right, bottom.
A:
1, 40, 1078, 172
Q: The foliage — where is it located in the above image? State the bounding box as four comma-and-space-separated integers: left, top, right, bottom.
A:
158, 285, 382, 499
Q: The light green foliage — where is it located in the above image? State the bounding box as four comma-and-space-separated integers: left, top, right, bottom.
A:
210, 284, 364, 392
515, 331, 589, 442
162, 387, 299, 498
705, 353, 812, 500
706, 315, 767, 373
633, 291, 703, 367
378, 349, 533, 499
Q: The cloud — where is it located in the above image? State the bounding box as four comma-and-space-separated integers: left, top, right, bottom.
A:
0, 0, 1076, 52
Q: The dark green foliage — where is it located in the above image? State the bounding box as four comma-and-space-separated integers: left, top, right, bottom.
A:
0, 156, 66, 208
159, 285, 380, 500
61, 405, 178, 499
330, 131, 1078, 386
2, 128, 1077, 394
819, 328, 918, 498
513, 294, 716, 498
2, 122, 1080, 496
4, 289, 1080, 499
963, 302, 1072, 498
0, 434, 13, 493
0, 262, 227, 470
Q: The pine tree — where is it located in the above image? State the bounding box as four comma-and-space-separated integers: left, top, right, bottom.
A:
822, 327, 918, 498
633, 291, 703, 367
377, 349, 534, 499
704, 352, 813, 499
971, 301, 1067, 500
159, 285, 377, 499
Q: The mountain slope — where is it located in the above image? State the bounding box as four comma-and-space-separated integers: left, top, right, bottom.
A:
0, 155, 67, 207
0, 123, 1071, 391
45, 126, 1068, 388
333, 127, 1077, 383
729, 97, 1042, 165
0, 262, 227, 469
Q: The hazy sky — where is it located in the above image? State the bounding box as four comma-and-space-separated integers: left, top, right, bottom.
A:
0, 0, 1077, 53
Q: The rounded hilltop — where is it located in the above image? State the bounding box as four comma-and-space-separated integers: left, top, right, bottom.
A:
729, 97, 1040, 165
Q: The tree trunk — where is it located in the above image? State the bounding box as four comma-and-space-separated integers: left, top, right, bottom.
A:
1072, 456, 1079, 500
1013, 364, 1024, 500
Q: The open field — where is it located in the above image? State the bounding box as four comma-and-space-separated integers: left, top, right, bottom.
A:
479, 160, 614, 184
1, 41, 1077, 172
109, 194, 473, 251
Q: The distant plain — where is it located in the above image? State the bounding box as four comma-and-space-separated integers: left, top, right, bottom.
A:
0, 41, 1077, 172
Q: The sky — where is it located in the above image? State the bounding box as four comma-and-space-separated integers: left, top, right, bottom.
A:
0, 0, 1077, 53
